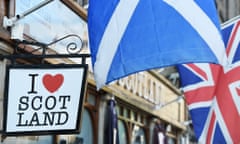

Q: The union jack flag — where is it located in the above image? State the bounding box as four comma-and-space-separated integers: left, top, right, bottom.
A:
177, 16, 240, 143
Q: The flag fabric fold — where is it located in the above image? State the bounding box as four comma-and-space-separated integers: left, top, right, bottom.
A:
88, 0, 226, 89
177, 16, 240, 143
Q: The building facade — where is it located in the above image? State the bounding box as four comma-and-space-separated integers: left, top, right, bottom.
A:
0, 0, 188, 144
0, 0, 239, 144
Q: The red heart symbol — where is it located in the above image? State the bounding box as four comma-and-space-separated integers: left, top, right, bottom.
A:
42, 74, 64, 93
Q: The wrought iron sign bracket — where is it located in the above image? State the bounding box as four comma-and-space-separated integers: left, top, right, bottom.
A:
0, 34, 91, 65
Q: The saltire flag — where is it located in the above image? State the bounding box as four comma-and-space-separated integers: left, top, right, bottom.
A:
177, 16, 240, 143
105, 98, 119, 144
88, 0, 227, 89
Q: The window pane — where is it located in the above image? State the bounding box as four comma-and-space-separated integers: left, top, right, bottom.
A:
132, 125, 146, 144
35, 136, 53, 144
0, 136, 53, 144
87, 94, 96, 105
118, 120, 127, 144
77, 109, 93, 144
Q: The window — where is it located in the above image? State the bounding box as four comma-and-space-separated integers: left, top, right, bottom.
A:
74, 0, 89, 9
131, 125, 146, 144
118, 120, 128, 144
87, 93, 96, 105
0, 136, 53, 144
57, 108, 93, 144
117, 103, 148, 144
76, 109, 93, 144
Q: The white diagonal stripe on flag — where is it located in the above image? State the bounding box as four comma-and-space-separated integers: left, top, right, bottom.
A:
163, 0, 227, 65
93, 0, 139, 89
188, 101, 212, 110
214, 99, 233, 143
228, 24, 240, 64
198, 104, 213, 143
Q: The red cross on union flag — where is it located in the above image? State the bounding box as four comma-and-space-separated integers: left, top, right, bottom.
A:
177, 16, 240, 143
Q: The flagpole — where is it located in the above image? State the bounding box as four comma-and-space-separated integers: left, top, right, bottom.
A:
3, 0, 54, 28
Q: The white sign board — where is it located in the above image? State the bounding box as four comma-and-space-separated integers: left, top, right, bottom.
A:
4, 65, 87, 135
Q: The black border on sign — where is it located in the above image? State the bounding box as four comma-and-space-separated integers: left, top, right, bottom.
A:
3, 64, 88, 136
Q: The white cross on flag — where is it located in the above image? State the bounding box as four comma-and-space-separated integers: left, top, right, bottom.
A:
88, 0, 227, 89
